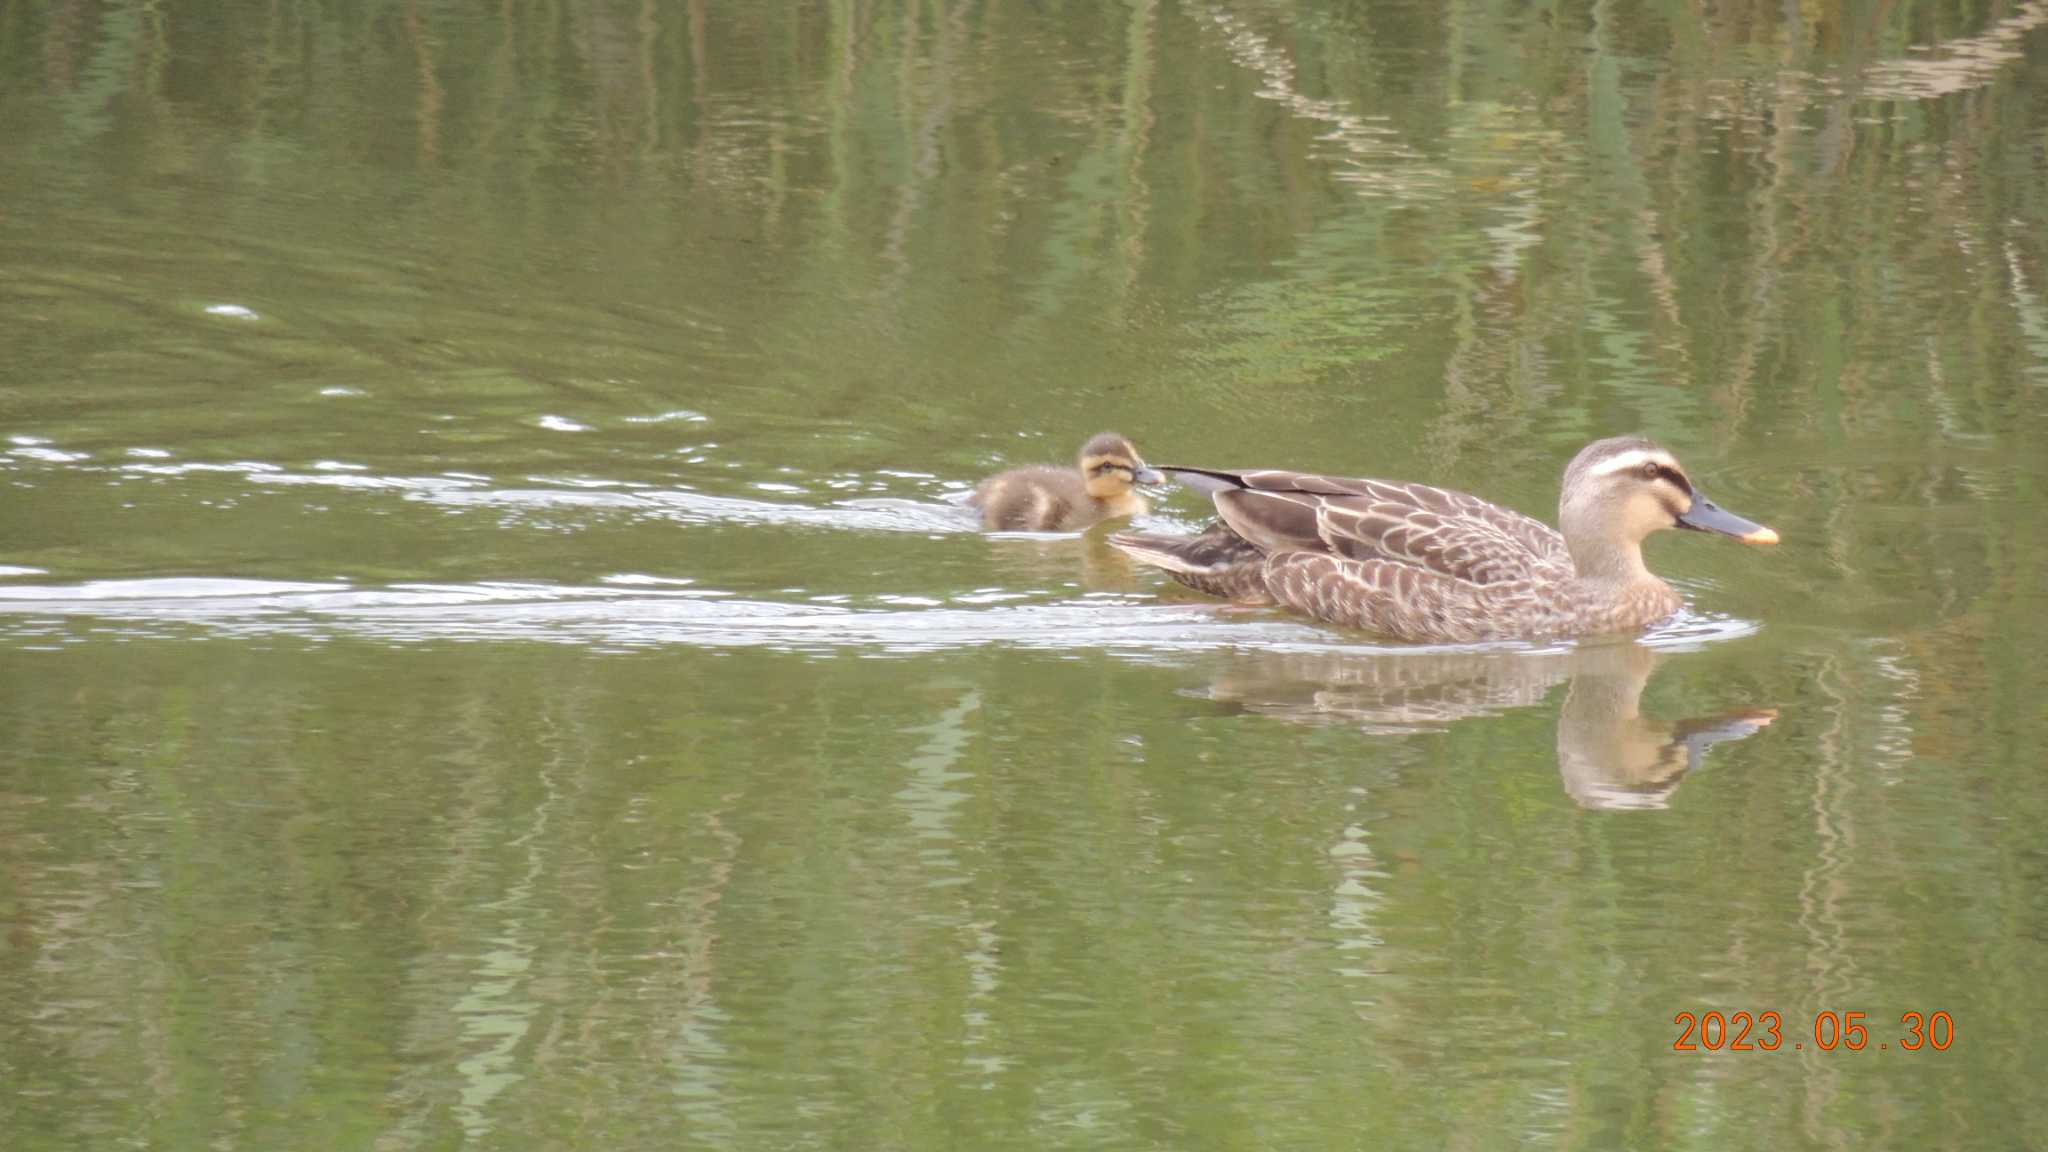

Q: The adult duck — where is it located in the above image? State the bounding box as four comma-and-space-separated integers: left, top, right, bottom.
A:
1110, 436, 1777, 643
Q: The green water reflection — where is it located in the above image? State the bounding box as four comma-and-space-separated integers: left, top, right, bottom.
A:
3, 0, 2046, 1148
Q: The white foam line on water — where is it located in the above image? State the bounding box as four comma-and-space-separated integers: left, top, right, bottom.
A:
417, 488, 982, 533
622, 409, 709, 425
0, 578, 1759, 656
8, 446, 91, 463
256, 472, 486, 492
7, 444, 989, 536
0, 577, 352, 601
0, 578, 1327, 652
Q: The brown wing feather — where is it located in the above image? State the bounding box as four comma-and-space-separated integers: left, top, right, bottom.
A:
1110, 524, 1275, 603
1178, 467, 1568, 586
1212, 489, 1324, 555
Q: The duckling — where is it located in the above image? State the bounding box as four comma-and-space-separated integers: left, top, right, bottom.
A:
970, 432, 1165, 532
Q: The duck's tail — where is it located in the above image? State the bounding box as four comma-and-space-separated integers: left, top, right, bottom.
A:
1110, 523, 1273, 603
1149, 465, 1250, 495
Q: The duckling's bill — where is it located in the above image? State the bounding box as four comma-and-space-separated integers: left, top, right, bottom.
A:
1676, 496, 1779, 545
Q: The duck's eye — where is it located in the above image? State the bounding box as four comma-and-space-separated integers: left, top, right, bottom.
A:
1640, 461, 1662, 481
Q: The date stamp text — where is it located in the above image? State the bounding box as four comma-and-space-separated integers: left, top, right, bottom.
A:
1672, 1011, 1954, 1052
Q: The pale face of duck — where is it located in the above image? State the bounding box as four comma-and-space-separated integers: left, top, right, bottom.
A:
1078, 432, 1165, 501
1559, 438, 1777, 580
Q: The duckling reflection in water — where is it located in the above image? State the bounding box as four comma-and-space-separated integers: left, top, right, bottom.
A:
1195, 642, 1774, 810
971, 432, 1164, 532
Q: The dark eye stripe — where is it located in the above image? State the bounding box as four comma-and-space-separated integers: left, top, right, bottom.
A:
1654, 466, 1694, 496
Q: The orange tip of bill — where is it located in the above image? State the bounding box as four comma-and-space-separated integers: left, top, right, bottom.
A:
1743, 526, 1780, 545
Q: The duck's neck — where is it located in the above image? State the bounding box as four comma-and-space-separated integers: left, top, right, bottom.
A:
1562, 532, 1682, 630
1565, 531, 1654, 587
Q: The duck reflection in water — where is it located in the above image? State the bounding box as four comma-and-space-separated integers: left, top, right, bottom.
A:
1193, 641, 1775, 810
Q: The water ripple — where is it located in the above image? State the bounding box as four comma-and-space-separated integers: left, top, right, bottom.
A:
1856, 1, 2048, 102
418, 488, 981, 534
0, 577, 1758, 656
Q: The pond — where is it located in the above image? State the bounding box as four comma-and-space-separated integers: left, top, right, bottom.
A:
2, 1, 2045, 1148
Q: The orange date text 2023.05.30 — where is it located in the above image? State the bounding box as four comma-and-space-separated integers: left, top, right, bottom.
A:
1673, 1011, 1954, 1052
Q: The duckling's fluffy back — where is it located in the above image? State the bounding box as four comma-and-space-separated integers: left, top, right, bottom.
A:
971, 465, 1093, 531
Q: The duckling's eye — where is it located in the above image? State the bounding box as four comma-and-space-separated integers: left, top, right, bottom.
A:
1640, 461, 1662, 481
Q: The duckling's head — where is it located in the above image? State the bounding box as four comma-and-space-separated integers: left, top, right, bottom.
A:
1560, 437, 1778, 578
1078, 433, 1165, 500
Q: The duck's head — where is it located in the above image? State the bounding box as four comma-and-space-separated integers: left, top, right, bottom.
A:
1079, 432, 1164, 500
1559, 437, 1777, 578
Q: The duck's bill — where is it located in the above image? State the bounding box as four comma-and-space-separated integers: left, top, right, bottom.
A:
1677, 496, 1780, 545
1134, 465, 1167, 487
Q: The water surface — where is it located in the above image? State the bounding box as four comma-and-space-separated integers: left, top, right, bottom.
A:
3, 1, 2046, 1148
